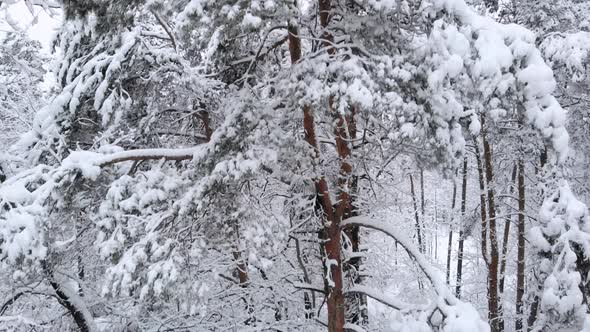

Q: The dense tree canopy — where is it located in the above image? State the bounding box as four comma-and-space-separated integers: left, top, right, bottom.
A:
1, 0, 590, 331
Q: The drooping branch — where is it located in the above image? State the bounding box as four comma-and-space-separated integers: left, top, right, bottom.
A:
0, 291, 26, 315
342, 216, 490, 331
150, 10, 177, 51
346, 285, 413, 311
41, 261, 94, 332
342, 216, 453, 302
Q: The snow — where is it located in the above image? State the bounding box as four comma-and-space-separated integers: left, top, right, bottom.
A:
421, 0, 570, 162
61, 151, 102, 180
242, 12, 262, 28
541, 32, 590, 81
348, 285, 414, 311
0, 0, 580, 329
344, 216, 490, 332
530, 181, 590, 329
0, 181, 31, 203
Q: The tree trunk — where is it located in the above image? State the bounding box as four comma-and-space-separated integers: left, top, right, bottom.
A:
515, 158, 526, 331
446, 177, 457, 284
474, 139, 489, 267
499, 164, 517, 295
410, 174, 424, 253
342, 106, 367, 327
420, 168, 426, 253
456, 157, 468, 298
434, 188, 438, 260
288, 9, 345, 330
420, 169, 425, 216
528, 146, 548, 330
481, 116, 502, 332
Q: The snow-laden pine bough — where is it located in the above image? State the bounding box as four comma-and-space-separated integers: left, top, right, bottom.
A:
528, 179, 590, 331
341, 216, 490, 332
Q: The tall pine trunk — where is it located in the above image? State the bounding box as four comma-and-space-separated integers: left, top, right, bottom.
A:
288, 5, 346, 330
456, 157, 468, 298
481, 116, 502, 332
515, 158, 526, 331
499, 164, 517, 295
474, 139, 489, 267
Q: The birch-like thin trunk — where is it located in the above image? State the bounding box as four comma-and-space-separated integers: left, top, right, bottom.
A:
515, 158, 526, 331
446, 177, 457, 284
499, 164, 517, 296
456, 157, 468, 298
410, 174, 424, 253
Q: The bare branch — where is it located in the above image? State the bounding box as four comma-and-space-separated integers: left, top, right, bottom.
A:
150, 10, 177, 51
346, 285, 412, 311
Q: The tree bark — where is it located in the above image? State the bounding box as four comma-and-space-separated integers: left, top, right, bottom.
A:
515, 158, 526, 331
481, 116, 502, 332
446, 177, 457, 284
342, 106, 367, 326
499, 164, 517, 296
288, 10, 345, 331
42, 260, 92, 332
456, 157, 468, 298
474, 139, 489, 267
410, 174, 424, 253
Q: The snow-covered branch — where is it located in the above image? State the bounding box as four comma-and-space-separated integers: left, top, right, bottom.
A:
343, 216, 450, 300
95, 146, 201, 167
346, 285, 412, 311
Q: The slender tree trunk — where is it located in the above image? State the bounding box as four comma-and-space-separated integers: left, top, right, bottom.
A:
342, 107, 367, 326
420, 169, 426, 253
456, 157, 468, 298
446, 178, 457, 284
474, 139, 489, 267
499, 164, 517, 295
410, 174, 424, 253
481, 116, 502, 332
497, 163, 516, 326
233, 246, 250, 285
232, 223, 254, 324
435, 188, 438, 260
420, 169, 425, 216
528, 146, 547, 330
77, 255, 85, 297
294, 233, 315, 319
288, 9, 346, 330
515, 158, 526, 331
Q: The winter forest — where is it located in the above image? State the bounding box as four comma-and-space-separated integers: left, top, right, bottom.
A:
2, 0, 590, 331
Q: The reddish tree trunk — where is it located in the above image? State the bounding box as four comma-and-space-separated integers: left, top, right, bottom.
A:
481, 116, 502, 332
288, 10, 346, 330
